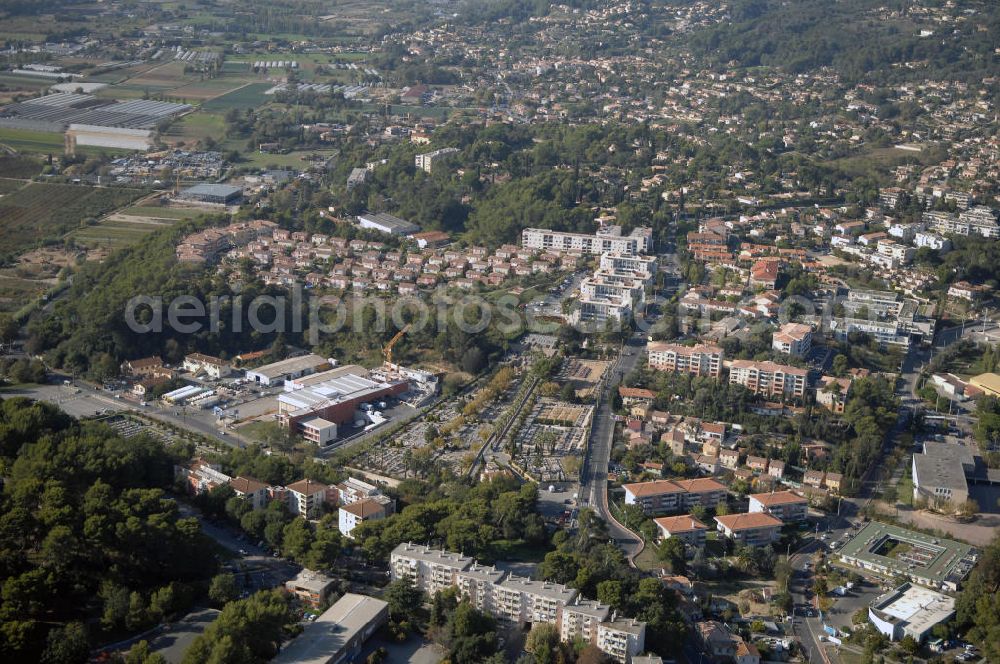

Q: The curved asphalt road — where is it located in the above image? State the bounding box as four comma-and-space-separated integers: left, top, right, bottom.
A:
579, 330, 648, 561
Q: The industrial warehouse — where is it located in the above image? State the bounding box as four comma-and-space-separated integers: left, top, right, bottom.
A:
0, 92, 190, 151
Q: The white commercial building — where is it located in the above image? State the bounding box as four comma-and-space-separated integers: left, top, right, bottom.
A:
245, 353, 330, 386
868, 583, 955, 642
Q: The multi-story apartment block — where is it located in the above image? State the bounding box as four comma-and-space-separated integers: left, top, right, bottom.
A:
390, 544, 643, 663
599, 252, 658, 280
623, 478, 726, 514
597, 618, 646, 663
456, 563, 505, 615
924, 206, 999, 238
771, 323, 812, 358
390, 543, 474, 597
674, 478, 727, 510
729, 360, 807, 398
286, 478, 332, 519
498, 575, 578, 624
414, 147, 459, 173
561, 598, 611, 645
748, 491, 808, 522
521, 225, 651, 256
647, 342, 724, 378
653, 515, 708, 550
714, 513, 784, 546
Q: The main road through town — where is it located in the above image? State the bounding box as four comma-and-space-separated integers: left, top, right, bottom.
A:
578, 328, 648, 561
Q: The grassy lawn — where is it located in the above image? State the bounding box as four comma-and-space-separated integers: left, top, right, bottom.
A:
896, 476, 914, 506
633, 544, 661, 572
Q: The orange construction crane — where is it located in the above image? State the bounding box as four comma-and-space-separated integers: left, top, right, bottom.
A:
383, 324, 411, 369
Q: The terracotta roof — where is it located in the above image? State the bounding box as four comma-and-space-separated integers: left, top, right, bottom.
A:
623, 479, 685, 498
674, 478, 726, 493
340, 498, 385, 518
230, 476, 268, 494
749, 490, 806, 507
618, 386, 656, 399
714, 512, 784, 531
654, 515, 708, 534
126, 356, 163, 368
286, 478, 328, 495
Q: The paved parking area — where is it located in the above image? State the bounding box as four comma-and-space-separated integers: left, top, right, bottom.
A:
2, 383, 121, 417
149, 608, 219, 664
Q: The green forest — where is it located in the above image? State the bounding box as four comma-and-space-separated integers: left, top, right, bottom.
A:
0, 398, 215, 662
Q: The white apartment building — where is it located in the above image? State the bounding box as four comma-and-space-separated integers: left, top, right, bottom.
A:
598, 618, 646, 663
924, 206, 999, 238
748, 491, 809, 522
728, 360, 807, 398
390, 543, 644, 662
497, 575, 578, 624
714, 513, 784, 546
647, 342, 723, 378
414, 147, 459, 173
390, 543, 474, 597
456, 563, 506, 615
598, 253, 657, 281
285, 478, 331, 519
876, 240, 915, 265
913, 232, 950, 251
521, 225, 651, 256
771, 323, 812, 358
561, 598, 611, 645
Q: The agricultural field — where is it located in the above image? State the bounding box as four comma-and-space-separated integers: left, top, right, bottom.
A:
0, 179, 26, 195
0, 183, 146, 257
0, 156, 41, 179
0, 128, 66, 155
201, 83, 274, 112
0, 274, 47, 315
160, 112, 227, 148
0, 127, 126, 157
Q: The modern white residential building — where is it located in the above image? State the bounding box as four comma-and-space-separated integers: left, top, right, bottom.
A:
713, 513, 784, 546
653, 514, 709, 550
597, 618, 647, 663
414, 147, 459, 173
647, 342, 723, 378
748, 491, 808, 522
389, 543, 644, 662
391, 543, 474, 597
561, 598, 611, 645
728, 360, 807, 398
521, 225, 652, 256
